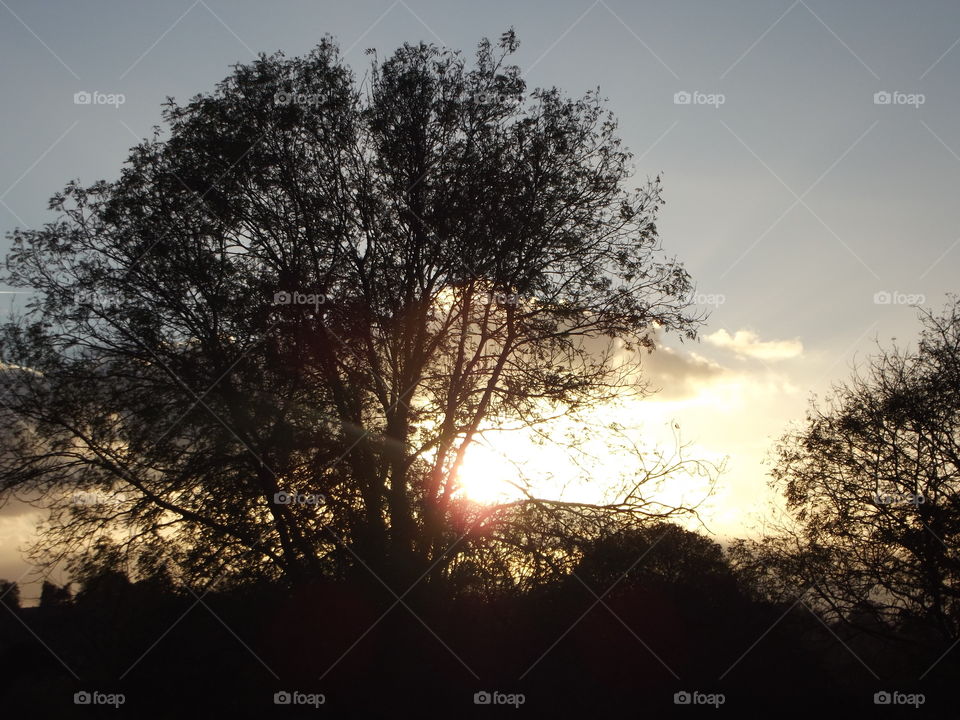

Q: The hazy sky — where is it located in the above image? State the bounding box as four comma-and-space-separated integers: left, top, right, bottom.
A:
2, 0, 959, 600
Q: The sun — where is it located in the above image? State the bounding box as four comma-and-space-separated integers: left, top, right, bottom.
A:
450, 399, 724, 519
453, 441, 522, 504
452, 428, 608, 506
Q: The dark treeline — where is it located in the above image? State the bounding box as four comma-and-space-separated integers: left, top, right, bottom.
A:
1, 522, 955, 716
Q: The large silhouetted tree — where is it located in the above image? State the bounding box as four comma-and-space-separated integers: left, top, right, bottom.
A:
733, 298, 960, 642
0, 32, 707, 591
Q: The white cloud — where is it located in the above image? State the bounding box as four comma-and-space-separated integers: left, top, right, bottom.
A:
704, 329, 803, 361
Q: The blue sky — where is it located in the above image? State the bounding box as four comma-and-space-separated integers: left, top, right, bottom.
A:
1, 0, 959, 597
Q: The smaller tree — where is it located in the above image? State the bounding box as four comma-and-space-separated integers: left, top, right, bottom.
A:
0, 579, 19, 610
574, 522, 735, 593
736, 298, 960, 642
38, 580, 71, 608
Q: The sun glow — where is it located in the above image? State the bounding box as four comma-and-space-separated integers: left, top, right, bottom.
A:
453, 442, 522, 504
452, 399, 723, 521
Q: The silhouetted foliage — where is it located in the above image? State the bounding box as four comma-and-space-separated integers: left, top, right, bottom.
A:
575, 522, 735, 591
734, 298, 960, 643
38, 581, 70, 608
0, 520, 955, 715
0, 32, 709, 593
0, 579, 18, 610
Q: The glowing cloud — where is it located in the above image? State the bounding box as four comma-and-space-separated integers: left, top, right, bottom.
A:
704, 329, 803, 361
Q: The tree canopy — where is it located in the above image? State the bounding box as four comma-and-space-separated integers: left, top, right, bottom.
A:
733, 298, 960, 642
0, 32, 706, 594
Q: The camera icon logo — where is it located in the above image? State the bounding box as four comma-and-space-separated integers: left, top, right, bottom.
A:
874, 691, 891, 704
674, 91, 692, 105
74, 91, 92, 105
74, 691, 91, 705
274, 691, 292, 705
674, 691, 691, 704
274, 92, 292, 106
873, 290, 892, 305
874, 91, 892, 105
272, 291, 292, 305
474, 691, 492, 705
273, 491, 292, 505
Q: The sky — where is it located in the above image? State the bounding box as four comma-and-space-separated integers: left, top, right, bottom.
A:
1, 0, 959, 601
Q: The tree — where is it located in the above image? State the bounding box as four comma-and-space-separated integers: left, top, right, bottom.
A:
38, 580, 71, 608
0, 579, 19, 610
0, 32, 707, 592
574, 522, 735, 592
734, 298, 960, 641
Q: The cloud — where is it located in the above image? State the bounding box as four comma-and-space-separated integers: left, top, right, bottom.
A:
704, 329, 803, 361
641, 345, 728, 400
